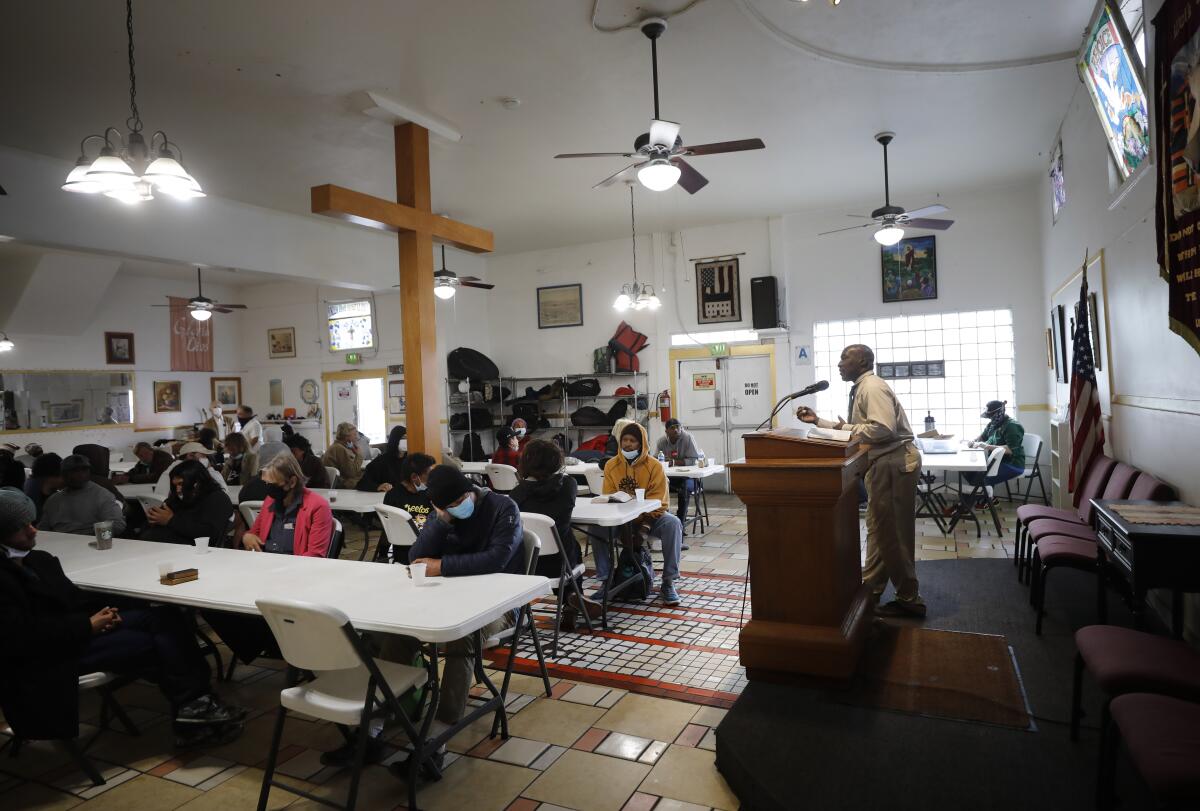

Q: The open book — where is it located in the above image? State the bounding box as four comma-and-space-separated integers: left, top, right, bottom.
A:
591, 491, 633, 504
806, 426, 852, 442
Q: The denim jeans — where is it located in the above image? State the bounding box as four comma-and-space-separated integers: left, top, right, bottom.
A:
592, 512, 682, 586
962, 462, 1025, 488
671, 479, 697, 522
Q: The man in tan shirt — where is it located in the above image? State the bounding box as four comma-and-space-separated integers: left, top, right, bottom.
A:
796, 343, 926, 617
321, 422, 364, 489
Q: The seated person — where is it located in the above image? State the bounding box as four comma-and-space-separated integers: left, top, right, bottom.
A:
597, 423, 683, 606
655, 418, 702, 522
0, 488, 245, 748
510, 417, 531, 449
219, 432, 259, 486
241, 453, 334, 556
70, 444, 125, 503
358, 425, 407, 493
40, 455, 126, 536
156, 442, 229, 494
257, 425, 289, 468
381, 452, 437, 563
510, 439, 598, 627
143, 460, 234, 546
23, 453, 63, 522
489, 427, 522, 469
119, 441, 174, 485
14, 443, 43, 469
195, 427, 224, 468
963, 400, 1026, 505
321, 422, 364, 488
284, 433, 330, 489
0, 455, 24, 491
235, 406, 263, 450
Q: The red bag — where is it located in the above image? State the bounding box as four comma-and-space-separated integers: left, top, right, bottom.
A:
577, 434, 610, 452
609, 321, 649, 373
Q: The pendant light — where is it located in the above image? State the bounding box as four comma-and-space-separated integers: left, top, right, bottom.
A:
0, 332, 14, 352
62, 0, 204, 204
613, 184, 661, 312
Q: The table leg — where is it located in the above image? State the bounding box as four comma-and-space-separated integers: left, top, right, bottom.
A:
698, 481, 709, 533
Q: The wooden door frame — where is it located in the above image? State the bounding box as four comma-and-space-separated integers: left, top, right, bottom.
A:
321, 368, 387, 447
668, 344, 777, 431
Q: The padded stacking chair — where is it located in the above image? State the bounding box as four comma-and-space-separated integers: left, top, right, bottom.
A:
521, 512, 593, 658
1015, 455, 1118, 582
1004, 432, 1047, 504
1099, 694, 1200, 810
483, 463, 519, 492
254, 599, 429, 811
1030, 534, 1098, 634
1071, 625, 1200, 742
373, 504, 417, 564
485, 526, 553, 699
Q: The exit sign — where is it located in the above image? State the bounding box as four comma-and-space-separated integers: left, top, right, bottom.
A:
708, 343, 729, 358
345, 352, 362, 364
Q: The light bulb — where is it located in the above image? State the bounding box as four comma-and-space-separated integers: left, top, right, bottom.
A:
0, 337, 13, 352
647, 293, 662, 310
86, 153, 137, 191
434, 282, 457, 300
63, 159, 105, 194
613, 293, 632, 312
189, 308, 213, 322
637, 159, 681, 192
874, 225, 904, 246
105, 179, 155, 204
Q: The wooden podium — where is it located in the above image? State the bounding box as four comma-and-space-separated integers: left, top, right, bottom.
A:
728, 429, 872, 681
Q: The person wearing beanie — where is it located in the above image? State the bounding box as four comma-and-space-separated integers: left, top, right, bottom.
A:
600, 422, 684, 606
0, 487, 246, 748
40, 454, 126, 536
489, 427, 522, 469
964, 399, 1026, 506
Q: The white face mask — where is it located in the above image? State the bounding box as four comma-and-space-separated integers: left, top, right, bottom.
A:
2, 545, 31, 559
621, 448, 639, 461
514, 428, 526, 437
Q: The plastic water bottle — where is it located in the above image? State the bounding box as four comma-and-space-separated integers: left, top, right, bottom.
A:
924, 412, 936, 433
657, 451, 666, 463
698, 451, 706, 468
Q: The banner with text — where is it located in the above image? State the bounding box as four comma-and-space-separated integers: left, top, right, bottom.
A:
169, 297, 213, 371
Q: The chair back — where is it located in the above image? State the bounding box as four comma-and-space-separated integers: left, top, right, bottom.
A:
324, 466, 341, 489
519, 527, 541, 576
374, 504, 418, 548
984, 446, 1008, 477
1021, 433, 1043, 472
1076, 455, 1117, 524
239, 500, 263, 529
583, 465, 605, 496
1127, 473, 1177, 501
327, 518, 344, 559
255, 598, 360, 671
520, 512, 561, 557
1100, 462, 1139, 500
484, 463, 520, 491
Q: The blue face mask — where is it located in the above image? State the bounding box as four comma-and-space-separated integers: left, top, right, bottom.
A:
622, 448, 640, 461
415, 482, 427, 492
447, 495, 475, 520
514, 428, 526, 437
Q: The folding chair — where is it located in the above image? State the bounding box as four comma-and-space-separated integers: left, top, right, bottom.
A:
483, 463, 519, 492
945, 446, 1008, 537
1004, 433, 1048, 505
325, 466, 341, 489
486, 527, 553, 706
521, 512, 593, 658
373, 504, 417, 564
239, 500, 263, 531
254, 599, 429, 811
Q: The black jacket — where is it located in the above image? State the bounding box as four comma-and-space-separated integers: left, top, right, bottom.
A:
143, 489, 233, 546
409, 488, 524, 577
0, 551, 95, 739
357, 453, 404, 492
511, 474, 581, 578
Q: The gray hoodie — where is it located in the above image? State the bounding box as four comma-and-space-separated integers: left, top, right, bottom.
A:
40, 481, 126, 535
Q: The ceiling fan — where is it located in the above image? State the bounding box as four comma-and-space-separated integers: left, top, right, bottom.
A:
819, 132, 954, 246
151, 267, 246, 321
425, 245, 494, 300
554, 17, 765, 194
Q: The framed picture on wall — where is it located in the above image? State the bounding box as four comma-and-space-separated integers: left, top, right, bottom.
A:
1049, 137, 1067, 224
1077, 0, 1150, 181
154, 381, 181, 413
48, 401, 83, 423
104, 332, 135, 365
881, 236, 937, 303
696, 259, 741, 324
268, 327, 296, 359
210, 377, 242, 410
536, 284, 583, 329
1046, 328, 1056, 372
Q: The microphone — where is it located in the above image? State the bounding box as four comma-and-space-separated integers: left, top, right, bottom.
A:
787, 380, 829, 400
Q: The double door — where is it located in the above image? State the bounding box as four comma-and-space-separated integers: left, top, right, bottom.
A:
673, 349, 775, 472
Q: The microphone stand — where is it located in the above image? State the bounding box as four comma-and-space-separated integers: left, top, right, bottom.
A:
756, 395, 795, 432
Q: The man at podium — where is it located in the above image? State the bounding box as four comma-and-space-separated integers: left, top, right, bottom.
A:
796, 344, 926, 618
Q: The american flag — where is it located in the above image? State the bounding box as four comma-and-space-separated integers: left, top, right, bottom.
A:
1068, 263, 1105, 505
701, 263, 735, 298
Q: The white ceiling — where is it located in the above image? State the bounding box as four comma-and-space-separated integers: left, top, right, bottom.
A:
0, 0, 1090, 254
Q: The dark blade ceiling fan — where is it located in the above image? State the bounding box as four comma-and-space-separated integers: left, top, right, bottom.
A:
395, 245, 495, 299
150, 267, 247, 320
554, 17, 765, 194
818, 132, 955, 245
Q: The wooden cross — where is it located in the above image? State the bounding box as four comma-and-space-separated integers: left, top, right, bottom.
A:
311, 123, 494, 459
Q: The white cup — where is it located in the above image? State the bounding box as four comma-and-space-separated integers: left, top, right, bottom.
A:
157, 561, 174, 578
410, 562, 428, 587
635, 488, 646, 501
194, 536, 210, 555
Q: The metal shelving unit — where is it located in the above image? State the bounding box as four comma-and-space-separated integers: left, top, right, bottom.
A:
445, 377, 507, 458
506, 371, 650, 440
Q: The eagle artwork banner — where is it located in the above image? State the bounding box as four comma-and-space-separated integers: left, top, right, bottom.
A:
696, 258, 741, 325
1155, 0, 1200, 357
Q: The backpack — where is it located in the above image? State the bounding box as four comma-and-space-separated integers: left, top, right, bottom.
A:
571, 405, 610, 426
606, 400, 629, 423
615, 542, 654, 601
593, 346, 613, 374
608, 321, 649, 373
459, 432, 486, 461
449, 408, 494, 430
566, 378, 601, 397
447, 347, 500, 382
511, 402, 541, 424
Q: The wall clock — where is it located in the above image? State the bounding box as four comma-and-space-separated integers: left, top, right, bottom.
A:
300, 379, 320, 405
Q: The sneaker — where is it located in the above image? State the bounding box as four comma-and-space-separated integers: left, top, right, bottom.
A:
388, 749, 444, 783
875, 599, 927, 618
567, 592, 605, 621
321, 736, 387, 768
588, 586, 608, 603
174, 721, 243, 749
660, 581, 681, 606
175, 694, 248, 725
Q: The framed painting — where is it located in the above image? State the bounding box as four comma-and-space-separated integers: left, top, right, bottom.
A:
154, 381, 181, 413
881, 236, 937, 303
210, 377, 242, 410
268, 327, 296, 359
48, 400, 83, 423
104, 331, 135, 365
1078, 0, 1150, 180
1046, 328, 1056, 372
536, 284, 583, 329
696, 259, 741, 324
1049, 137, 1066, 223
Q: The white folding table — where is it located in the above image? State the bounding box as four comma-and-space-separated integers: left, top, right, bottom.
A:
661, 463, 725, 535
570, 497, 661, 627
917, 447, 994, 536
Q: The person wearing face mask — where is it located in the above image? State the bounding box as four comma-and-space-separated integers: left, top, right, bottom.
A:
358, 425, 407, 493
219, 432, 259, 486
322, 422, 364, 488
204, 401, 229, 442
598, 423, 683, 606
40, 454, 126, 537
234, 406, 263, 450
510, 417, 531, 448
156, 442, 230, 495
963, 399, 1026, 507
382, 452, 437, 561
489, 426, 522, 469
143, 460, 234, 546
241, 453, 334, 556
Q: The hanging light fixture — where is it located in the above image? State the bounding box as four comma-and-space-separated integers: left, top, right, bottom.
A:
873, 224, 904, 246
613, 185, 662, 312
0, 332, 14, 352
433, 279, 457, 300
62, 0, 204, 204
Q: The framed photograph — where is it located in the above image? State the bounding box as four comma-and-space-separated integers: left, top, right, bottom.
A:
696, 259, 741, 324
925, 361, 945, 378
210, 377, 242, 409
910, 363, 928, 378
536, 284, 583, 329
1046, 328, 1056, 371
269, 378, 284, 407
878, 363, 895, 379
1049, 137, 1066, 224
1078, 0, 1150, 181
881, 236, 938, 303
104, 331, 135, 365
893, 364, 911, 379
48, 400, 83, 423
154, 381, 182, 413
268, 327, 296, 359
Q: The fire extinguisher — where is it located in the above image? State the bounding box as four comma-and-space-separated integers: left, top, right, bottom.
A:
657, 389, 672, 422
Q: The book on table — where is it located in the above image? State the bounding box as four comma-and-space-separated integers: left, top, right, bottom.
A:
806, 426, 852, 442
591, 492, 633, 504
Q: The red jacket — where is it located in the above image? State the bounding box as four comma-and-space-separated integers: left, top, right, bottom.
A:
490, 447, 522, 468
249, 489, 334, 558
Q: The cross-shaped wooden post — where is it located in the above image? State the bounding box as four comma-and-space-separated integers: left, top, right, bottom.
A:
311, 122, 494, 459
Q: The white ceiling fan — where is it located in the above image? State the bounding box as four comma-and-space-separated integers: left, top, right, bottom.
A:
150, 267, 246, 321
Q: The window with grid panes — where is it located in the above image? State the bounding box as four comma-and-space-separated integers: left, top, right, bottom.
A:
812, 309, 1016, 442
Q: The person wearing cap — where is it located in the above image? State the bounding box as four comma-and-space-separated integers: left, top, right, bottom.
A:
321, 422, 364, 488
120, 441, 174, 485
964, 400, 1026, 504
600, 422, 684, 606
156, 442, 229, 495
40, 454, 126, 536
796, 343, 925, 618
235, 405, 263, 450
490, 426, 522, 469
655, 418, 702, 524
0, 487, 247, 748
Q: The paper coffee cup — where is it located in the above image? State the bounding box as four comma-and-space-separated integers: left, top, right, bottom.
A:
195, 536, 210, 554
635, 488, 646, 501
410, 562, 427, 586
93, 521, 114, 550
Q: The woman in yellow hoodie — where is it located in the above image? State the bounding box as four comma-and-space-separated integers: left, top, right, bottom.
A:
599, 422, 683, 606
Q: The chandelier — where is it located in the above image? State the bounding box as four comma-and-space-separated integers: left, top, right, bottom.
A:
613, 185, 661, 312
62, 0, 204, 204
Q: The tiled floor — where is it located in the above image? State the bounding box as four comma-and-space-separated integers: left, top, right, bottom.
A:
1, 489, 1027, 810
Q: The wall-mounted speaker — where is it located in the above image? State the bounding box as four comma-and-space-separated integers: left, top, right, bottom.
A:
750, 276, 780, 330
